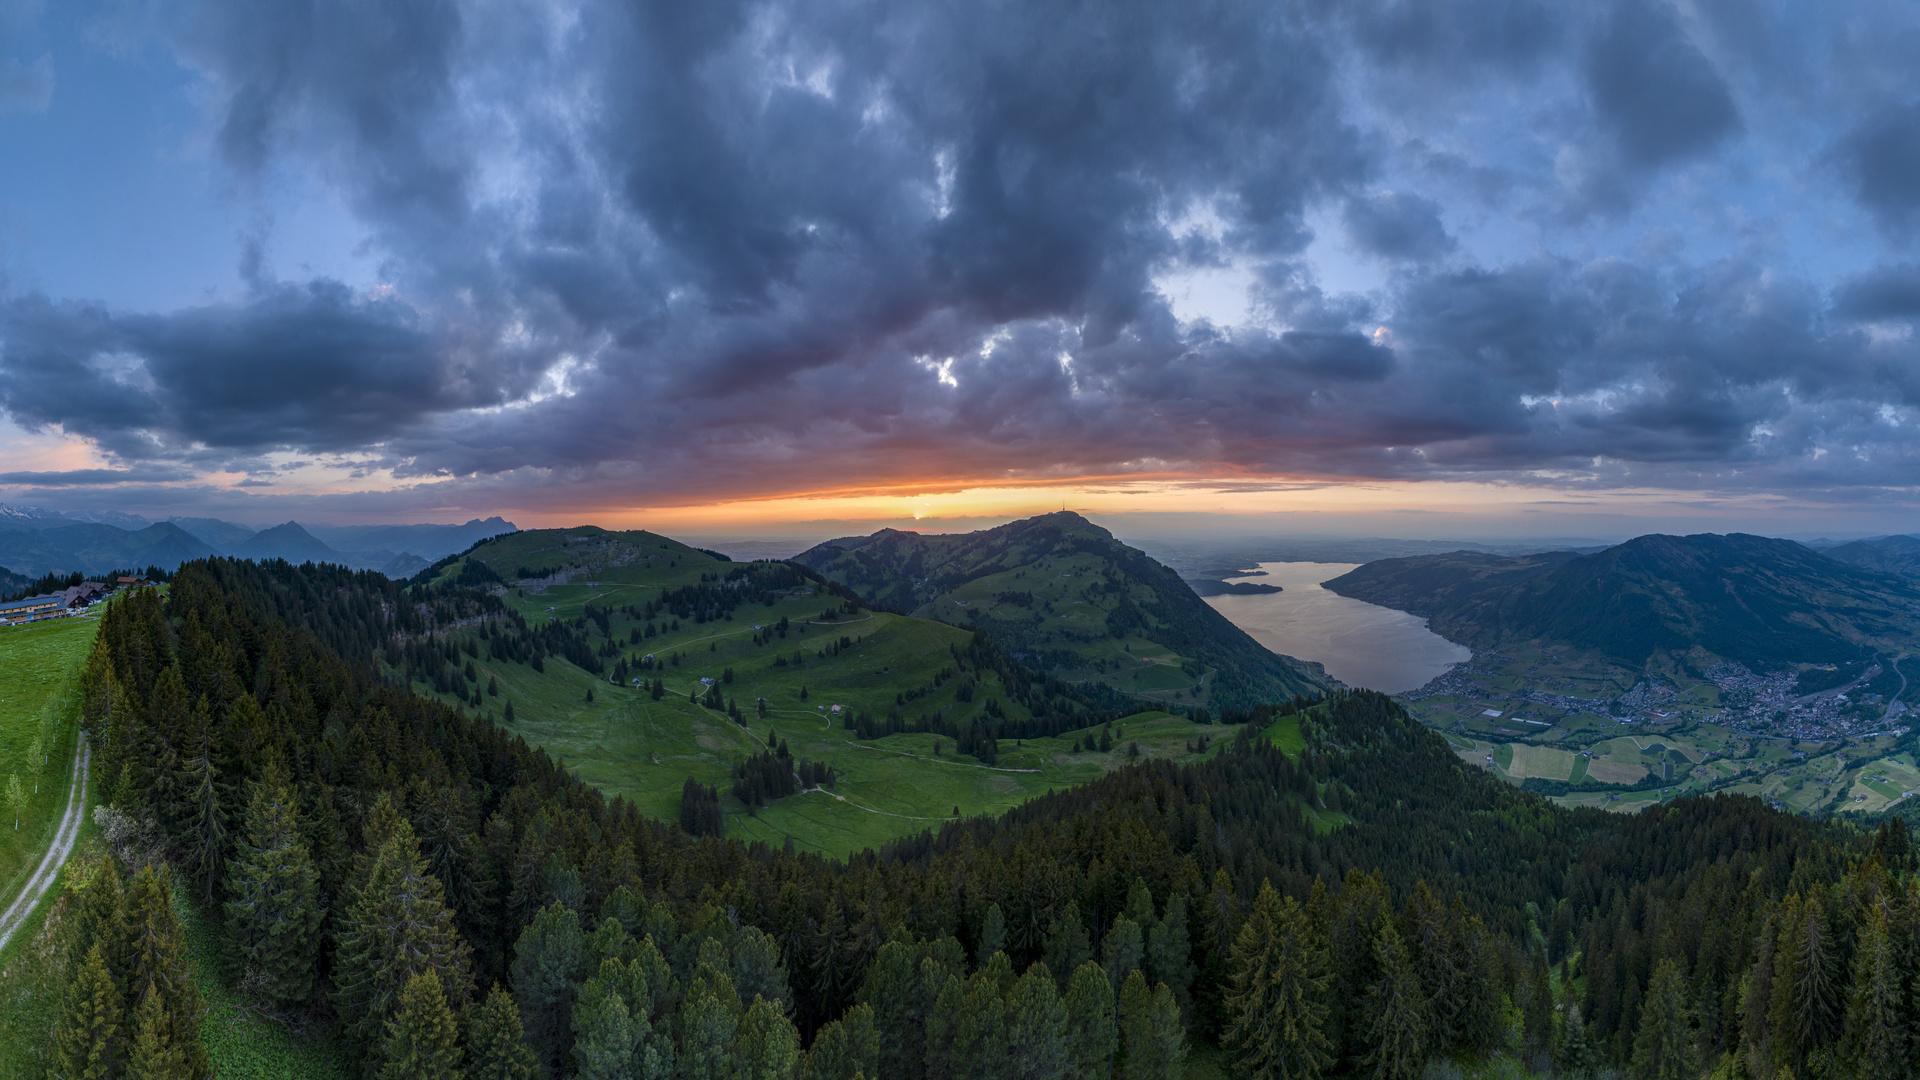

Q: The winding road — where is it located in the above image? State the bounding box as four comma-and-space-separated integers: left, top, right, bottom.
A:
0, 734, 89, 951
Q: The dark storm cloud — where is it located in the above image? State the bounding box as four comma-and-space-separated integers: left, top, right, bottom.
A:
3, 0, 1920, 507
1587, 0, 1740, 169
0, 281, 520, 458
1835, 264, 1920, 320
1837, 103, 1920, 236
1341, 193, 1456, 262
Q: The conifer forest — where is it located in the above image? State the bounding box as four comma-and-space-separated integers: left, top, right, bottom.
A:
33, 558, 1916, 1079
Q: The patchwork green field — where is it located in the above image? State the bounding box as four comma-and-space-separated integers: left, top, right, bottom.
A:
411, 537, 1229, 856
0, 616, 93, 908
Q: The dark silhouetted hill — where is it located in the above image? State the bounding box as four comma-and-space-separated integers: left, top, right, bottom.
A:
1327, 533, 1920, 670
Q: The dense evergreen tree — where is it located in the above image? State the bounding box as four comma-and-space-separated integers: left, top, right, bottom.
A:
1837, 909, 1905, 1080
333, 815, 472, 1060
511, 902, 589, 1071
1104, 915, 1144, 998
1006, 962, 1070, 1080
1360, 922, 1425, 1080
50, 942, 122, 1080
376, 971, 464, 1080
467, 984, 540, 1080
117, 866, 207, 1080
977, 903, 1007, 965
803, 1002, 879, 1080
1630, 958, 1698, 1080
1224, 882, 1331, 1080
1065, 960, 1118, 1080
224, 762, 322, 1008
732, 995, 802, 1080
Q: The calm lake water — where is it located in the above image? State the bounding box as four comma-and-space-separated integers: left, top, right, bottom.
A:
1204, 562, 1472, 694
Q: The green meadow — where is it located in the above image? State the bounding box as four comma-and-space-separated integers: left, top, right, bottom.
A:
413, 538, 1230, 856
0, 616, 93, 908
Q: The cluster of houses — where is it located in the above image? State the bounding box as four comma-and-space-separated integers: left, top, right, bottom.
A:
0, 577, 143, 626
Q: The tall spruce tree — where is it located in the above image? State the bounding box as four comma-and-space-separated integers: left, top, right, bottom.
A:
1630, 958, 1698, 1080
377, 971, 464, 1080
117, 865, 208, 1080
804, 1002, 880, 1080
678, 966, 743, 1080
50, 941, 122, 1080
1044, 904, 1094, 989
732, 995, 802, 1080
1005, 962, 1070, 1080
175, 697, 228, 903
510, 902, 589, 1070
1104, 915, 1145, 998
466, 984, 539, 1080
1147, 892, 1194, 1015
333, 817, 473, 1060
1120, 971, 1185, 1080
952, 966, 1010, 1080
1065, 960, 1117, 1080
1360, 921, 1426, 1080
856, 941, 928, 1079
1837, 909, 1906, 1080
1223, 881, 1332, 1080
1771, 891, 1841, 1072
977, 904, 1008, 966
224, 763, 323, 1008
124, 988, 195, 1080
1557, 998, 1595, 1079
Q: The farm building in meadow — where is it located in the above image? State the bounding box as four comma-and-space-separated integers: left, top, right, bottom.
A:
0, 594, 66, 624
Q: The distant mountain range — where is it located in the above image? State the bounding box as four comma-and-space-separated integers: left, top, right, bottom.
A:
1820, 533, 1920, 579
0, 503, 515, 577
793, 511, 1326, 709
1326, 532, 1920, 670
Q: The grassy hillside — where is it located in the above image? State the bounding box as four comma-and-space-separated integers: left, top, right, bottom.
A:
1329, 533, 1920, 670
410, 532, 1231, 856
0, 617, 92, 904
793, 511, 1325, 710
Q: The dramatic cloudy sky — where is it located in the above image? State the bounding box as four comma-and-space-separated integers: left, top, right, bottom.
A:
2, 0, 1920, 534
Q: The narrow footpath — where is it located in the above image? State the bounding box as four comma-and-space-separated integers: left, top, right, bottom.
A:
0, 734, 89, 951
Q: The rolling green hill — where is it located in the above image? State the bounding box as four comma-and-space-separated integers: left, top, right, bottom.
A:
1327, 532, 1920, 670
792, 511, 1326, 709
407, 529, 1228, 855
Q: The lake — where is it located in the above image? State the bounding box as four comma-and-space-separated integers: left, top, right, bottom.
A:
1204, 562, 1472, 694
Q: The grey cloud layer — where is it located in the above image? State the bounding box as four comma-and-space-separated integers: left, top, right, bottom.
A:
3, 0, 1920, 504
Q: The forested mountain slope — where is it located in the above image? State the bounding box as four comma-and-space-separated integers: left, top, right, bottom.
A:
1328, 532, 1920, 669
31, 555, 1905, 1079
795, 511, 1325, 709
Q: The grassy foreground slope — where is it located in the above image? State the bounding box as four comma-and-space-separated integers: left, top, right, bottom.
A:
413, 528, 1231, 856
794, 511, 1326, 710
0, 617, 93, 906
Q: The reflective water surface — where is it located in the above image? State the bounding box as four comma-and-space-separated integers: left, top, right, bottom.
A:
1204, 562, 1471, 694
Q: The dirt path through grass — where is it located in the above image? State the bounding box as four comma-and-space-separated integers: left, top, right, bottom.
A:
0, 734, 87, 951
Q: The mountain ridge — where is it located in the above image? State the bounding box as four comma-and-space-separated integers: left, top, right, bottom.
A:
1327, 531, 1920, 670
793, 511, 1326, 709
